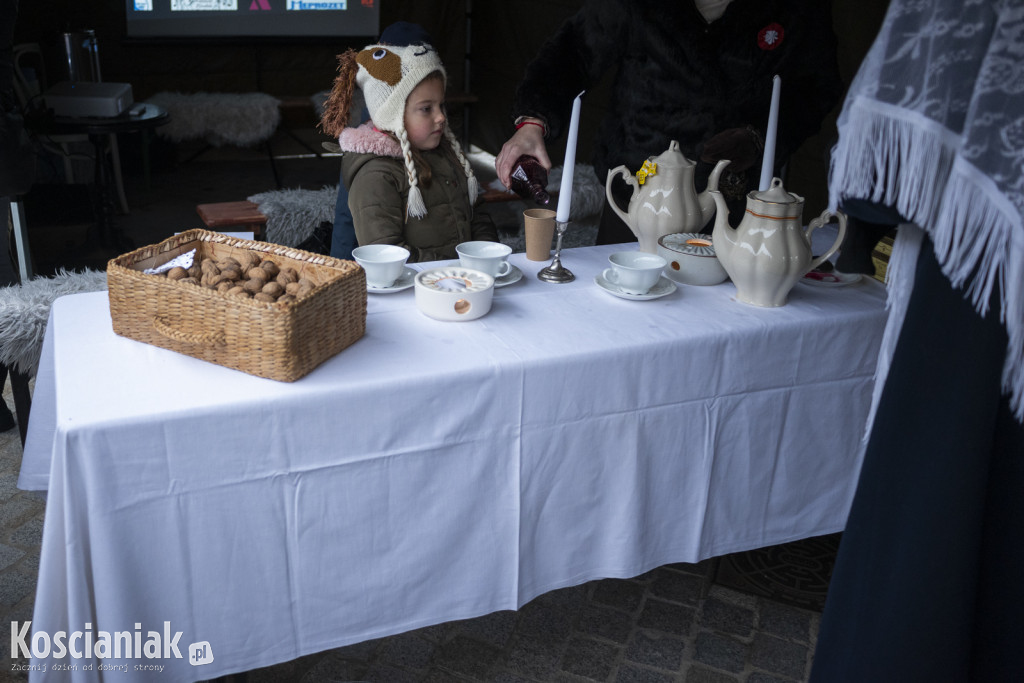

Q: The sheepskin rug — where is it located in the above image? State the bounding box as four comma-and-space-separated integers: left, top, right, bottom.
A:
0, 269, 108, 376
545, 164, 606, 222
248, 186, 338, 248
146, 92, 281, 147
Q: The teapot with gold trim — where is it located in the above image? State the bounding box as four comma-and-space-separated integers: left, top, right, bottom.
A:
711, 177, 847, 307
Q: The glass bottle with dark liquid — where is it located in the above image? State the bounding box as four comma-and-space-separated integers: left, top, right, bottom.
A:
509, 155, 551, 205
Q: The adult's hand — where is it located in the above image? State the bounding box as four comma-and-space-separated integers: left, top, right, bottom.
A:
701, 126, 763, 173
495, 120, 551, 188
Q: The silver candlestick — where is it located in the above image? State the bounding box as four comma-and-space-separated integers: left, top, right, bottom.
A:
537, 219, 575, 283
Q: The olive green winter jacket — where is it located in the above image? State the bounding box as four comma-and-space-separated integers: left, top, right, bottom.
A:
340, 123, 497, 263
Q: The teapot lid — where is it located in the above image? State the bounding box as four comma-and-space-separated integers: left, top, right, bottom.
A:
650, 140, 694, 168
753, 177, 799, 203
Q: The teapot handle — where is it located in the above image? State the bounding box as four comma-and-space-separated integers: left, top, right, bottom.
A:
605, 165, 638, 229
805, 209, 848, 273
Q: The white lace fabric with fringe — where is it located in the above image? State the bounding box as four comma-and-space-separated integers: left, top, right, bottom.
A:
829, 0, 1024, 422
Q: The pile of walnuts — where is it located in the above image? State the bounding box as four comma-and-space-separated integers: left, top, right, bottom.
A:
157, 251, 316, 303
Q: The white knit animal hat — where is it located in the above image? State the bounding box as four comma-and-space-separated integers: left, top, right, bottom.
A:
355, 43, 478, 219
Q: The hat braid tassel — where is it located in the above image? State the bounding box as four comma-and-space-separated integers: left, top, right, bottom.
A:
444, 127, 479, 203
407, 184, 427, 219
398, 129, 428, 219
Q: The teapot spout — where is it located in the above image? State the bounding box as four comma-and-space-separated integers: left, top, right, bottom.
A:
709, 189, 733, 258
697, 159, 732, 229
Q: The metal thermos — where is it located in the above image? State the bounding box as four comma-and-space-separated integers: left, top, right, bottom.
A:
60, 30, 102, 82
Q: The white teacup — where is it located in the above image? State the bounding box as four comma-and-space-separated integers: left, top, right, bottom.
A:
352, 244, 410, 288
456, 241, 513, 278
603, 251, 667, 295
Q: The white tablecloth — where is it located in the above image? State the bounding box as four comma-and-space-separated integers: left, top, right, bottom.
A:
19, 243, 886, 682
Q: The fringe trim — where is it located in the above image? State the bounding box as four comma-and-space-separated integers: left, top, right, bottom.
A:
831, 97, 1024, 421
861, 224, 923, 446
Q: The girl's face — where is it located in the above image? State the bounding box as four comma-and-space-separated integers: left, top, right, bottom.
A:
404, 76, 446, 151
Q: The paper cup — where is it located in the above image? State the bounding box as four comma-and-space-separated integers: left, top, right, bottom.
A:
523, 208, 556, 261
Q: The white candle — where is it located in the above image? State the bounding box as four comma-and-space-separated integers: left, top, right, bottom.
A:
759, 75, 781, 191
556, 91, 585, 223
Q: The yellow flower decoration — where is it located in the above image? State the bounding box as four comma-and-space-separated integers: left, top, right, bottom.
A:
636, 160, 657, 185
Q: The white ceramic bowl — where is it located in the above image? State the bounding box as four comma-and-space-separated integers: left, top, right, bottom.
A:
414, 267, 495, 321
657, 233, 729, 286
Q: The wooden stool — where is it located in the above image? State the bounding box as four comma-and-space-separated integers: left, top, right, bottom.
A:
196, 201, 267, 240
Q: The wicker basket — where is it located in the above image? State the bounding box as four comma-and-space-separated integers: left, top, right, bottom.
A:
107, 229, 367, 382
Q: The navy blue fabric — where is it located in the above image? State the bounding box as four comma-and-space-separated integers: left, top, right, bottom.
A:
811, 236, 1024, 682
330, 168, 357, 260
379, 21, 433, 48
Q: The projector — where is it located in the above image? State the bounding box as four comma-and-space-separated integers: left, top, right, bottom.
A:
43, 81, 134, 118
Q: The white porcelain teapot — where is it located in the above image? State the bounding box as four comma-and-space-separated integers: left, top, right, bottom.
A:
605, 141, 729, 253
711, 178, 847, 307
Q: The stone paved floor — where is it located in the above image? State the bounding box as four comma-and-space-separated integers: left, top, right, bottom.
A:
247, 565, 821, 683
2, 132, 830, 681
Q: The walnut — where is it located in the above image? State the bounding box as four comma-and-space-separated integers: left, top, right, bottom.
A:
242, 278, 264, 295
247, 267, 269, 283
276, 267, 298, 286
220, 267, 241, 282
260, 260, 280, 278
261, 281, 284, 298
200, 258, 220, 276
236, 251, 261, 271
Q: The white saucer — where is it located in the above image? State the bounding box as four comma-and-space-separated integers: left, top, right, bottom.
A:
799, 271, 862, 288
367, 266, 417, 293
494, 264, 523, 288
595, 274, 677, 300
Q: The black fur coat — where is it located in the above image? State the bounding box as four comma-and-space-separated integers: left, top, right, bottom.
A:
513, 0, 844, 196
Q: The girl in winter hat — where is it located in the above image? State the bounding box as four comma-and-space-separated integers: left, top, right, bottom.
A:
320, 40, 497, 263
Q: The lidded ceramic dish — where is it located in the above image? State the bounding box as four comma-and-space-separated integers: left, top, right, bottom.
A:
657, 233, 729, 286
414, 267, 495, 321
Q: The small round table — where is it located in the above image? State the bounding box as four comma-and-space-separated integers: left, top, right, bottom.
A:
42, 103, 170, 251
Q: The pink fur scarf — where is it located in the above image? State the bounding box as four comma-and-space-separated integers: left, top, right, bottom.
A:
337, 122, 404, 158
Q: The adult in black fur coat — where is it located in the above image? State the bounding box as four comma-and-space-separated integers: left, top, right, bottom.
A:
495, 0, 844, 243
